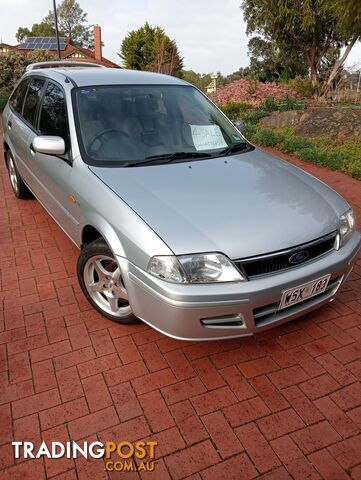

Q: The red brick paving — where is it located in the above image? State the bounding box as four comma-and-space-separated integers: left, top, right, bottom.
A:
1, 122, 361, 480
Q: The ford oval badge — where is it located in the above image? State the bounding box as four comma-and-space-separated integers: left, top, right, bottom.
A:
288, 250, 310, 265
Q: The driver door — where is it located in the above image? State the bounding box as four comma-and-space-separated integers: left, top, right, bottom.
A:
28, 80, 80, 242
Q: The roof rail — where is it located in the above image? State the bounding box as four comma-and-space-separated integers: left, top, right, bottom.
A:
26, 61, 106, 72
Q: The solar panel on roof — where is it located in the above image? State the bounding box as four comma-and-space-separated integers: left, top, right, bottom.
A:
19, 37, 67, 50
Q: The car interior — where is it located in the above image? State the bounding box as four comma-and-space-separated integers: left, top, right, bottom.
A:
76, 87, 224, 161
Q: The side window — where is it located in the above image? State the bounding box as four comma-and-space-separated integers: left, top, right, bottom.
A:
23, 78, 45, 127
9, 79, 30, 114
39, 82, 68, 139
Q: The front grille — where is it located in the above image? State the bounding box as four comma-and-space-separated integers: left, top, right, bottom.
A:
235, 232, 337, 278
253, 275, 342, 327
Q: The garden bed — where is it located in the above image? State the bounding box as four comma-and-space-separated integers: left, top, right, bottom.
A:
218, 100, 361, 181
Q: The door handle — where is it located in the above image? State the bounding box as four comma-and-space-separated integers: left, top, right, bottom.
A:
30, 143, 36, 156
7, 121, 12, 130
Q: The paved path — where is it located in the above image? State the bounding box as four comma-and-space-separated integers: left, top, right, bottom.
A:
1, 126, 361, 479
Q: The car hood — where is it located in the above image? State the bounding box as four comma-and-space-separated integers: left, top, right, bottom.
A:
89, 149, 348, 259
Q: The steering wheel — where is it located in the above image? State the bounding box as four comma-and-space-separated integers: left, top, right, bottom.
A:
88, 129, 130, 155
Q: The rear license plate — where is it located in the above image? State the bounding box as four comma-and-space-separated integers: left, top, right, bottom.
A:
278, 274, 331, 310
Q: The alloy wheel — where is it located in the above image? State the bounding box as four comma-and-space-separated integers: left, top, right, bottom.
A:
8, 156, 19, 194
83, 254, 132, 318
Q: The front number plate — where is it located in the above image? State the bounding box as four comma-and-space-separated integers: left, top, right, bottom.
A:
278, 274, 331, 310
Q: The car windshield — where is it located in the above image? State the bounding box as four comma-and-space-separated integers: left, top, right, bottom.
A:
73, 84, 246, 166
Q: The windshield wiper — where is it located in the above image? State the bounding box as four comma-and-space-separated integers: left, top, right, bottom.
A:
218, 142, 249, 157
121, 151, 213, 168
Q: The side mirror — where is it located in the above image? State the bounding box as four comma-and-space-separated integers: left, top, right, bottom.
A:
233, 120, 244, 134
32, 136, 66, 155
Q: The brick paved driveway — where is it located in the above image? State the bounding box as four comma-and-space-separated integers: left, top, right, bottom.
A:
1, 124, 361, 479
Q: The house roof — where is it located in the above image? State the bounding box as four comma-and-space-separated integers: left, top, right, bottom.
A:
4, 36, 119, 68
0, 42, 17, 50
60, 43, 119, 68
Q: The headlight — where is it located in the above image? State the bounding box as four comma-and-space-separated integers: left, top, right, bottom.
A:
178, 253, 244, 283
339, 208, 355, 247
147, 253, 245, 283
147, 256, 187, 283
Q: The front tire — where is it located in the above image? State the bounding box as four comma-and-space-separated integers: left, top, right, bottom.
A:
6, 151, 33, 199
77, 239, 139, 324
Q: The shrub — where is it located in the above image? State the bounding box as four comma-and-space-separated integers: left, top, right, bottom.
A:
0, 50, 53, 101
247, 81, 257, 95
219, 102, 251, 120
280, 136, 312, 153
297, 145, 356, 172
349, 162, 361, 180
243, 123, 258, 138
244, 120, 361, 180
209, 79, 296, 107
278, 97, 306, 111
311, 136, 338, 149
297, 147, 323, 164
287, 76, 317, 98
263, 97, 278, 112
324, 150, 353, 171
251, 128, 282, 147
0, 95, 8, 111
241, 109, 269, 125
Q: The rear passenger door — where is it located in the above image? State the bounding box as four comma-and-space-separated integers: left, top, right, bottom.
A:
16, 77, 46, 191
6, 78, 32, 182
29, 80, 80, 242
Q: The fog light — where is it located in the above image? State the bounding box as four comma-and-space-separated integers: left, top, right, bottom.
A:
201, 314, 245, 329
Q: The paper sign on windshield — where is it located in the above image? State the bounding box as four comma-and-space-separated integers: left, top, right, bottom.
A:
190, 125, 228, 151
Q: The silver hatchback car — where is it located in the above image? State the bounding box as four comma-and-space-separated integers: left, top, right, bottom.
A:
3, 62, 360, 340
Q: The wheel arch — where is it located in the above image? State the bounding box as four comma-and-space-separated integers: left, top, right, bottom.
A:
82, 225, 104, 246
81, 214, 126, 258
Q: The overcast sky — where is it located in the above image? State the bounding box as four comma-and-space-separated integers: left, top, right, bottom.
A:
0, 0, 360, 75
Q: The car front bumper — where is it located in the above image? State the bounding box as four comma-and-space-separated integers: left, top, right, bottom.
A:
118, 231, 361, 341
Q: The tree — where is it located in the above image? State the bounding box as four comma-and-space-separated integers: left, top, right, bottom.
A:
181, 70, 212, 90
181, 70, 228, 91
16, 22, 56, 43
120, 23, 183, 77
322, 0, 361, 94
43, 0, 93, 47
0, 50, 53, 99
16, 27, 31, 43
246, 36, 308, 82
31, 23, 57, 38
225, 67, 250, 83
242, 0, 361, 91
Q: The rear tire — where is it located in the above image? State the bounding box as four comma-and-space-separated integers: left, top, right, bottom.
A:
6, 150, 33, 199
77, 239, 139, 324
